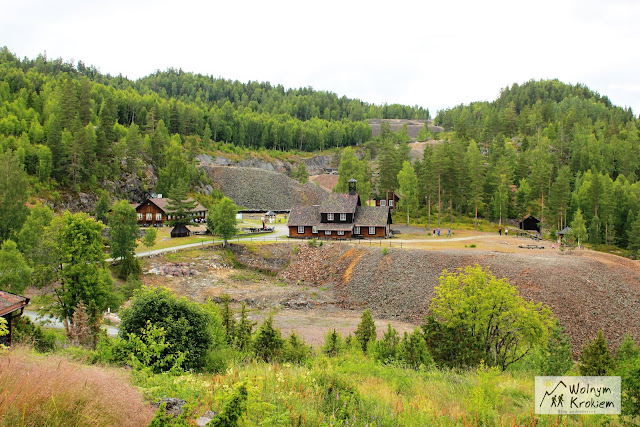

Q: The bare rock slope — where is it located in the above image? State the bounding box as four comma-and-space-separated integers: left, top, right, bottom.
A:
201, 165, 327, 211
271, 243, 640, 353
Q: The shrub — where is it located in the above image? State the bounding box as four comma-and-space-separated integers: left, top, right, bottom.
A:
429, 265, 554, 370
119, 287, 214, 371
283, 332, 311, 364
210, 382, 248, 427
12, 316, 57, 352
579, 330, 614, 376
422, 315, 484, 369
398, 328, 433, 370
382, 247, 388, 255
126, 321, 186, 373
253, 316, 283, 362
373, 324, 400, 364
308, 238, 317, 248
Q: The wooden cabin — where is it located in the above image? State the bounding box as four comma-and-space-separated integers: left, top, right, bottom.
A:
0, 291, 29, 347
133, 197, 207, 227
288, 179, 391, 239
519, 215, 541, 232
374, 191, 400, 211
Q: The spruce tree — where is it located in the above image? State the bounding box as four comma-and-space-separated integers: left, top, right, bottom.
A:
253, 316, 284, 362
354, 309, 376, 354
579, 330, 614, 376
165, 180, 198, 227
540, 322, 574, 376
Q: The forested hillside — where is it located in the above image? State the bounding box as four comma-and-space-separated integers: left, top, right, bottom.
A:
2, 46, 640, 253
406, 79, 640, 251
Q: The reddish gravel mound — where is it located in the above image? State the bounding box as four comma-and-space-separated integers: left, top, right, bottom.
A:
309, 174, 339, 192
271, 244, 640, 354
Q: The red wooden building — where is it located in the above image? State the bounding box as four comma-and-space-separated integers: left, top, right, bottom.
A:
133, 197, 207, 227
288, 179, 391, 239
1, 291, 29, 347
374, 191, 400, 211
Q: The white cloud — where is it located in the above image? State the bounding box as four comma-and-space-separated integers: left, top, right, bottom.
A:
1, 0, 638, 114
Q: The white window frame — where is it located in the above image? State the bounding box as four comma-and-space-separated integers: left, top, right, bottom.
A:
312, 226, 318, 234
297, 226, 305, 234
369, 226, 375, 235
325, 230, 331, 235
327, 213, 334, 221
380, 200, 386, 206
340, 213, 346, 221
337, 230, 345, 236
156, 213, 162, 221
389, 200, 394, 207
146, 213, 152, 221
137, 213, 143, 220
354, 226, 360, 234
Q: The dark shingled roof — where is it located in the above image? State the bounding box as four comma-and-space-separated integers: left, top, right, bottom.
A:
0, 291, 29, 317
354, 206, 392, 227
287, 206, 320, 227
317, 223, 354, 231
136, 198, 207, 214
558, 226, 571, 235
319, 193, 359, 214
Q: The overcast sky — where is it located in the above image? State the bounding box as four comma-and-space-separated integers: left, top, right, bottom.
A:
2, 0, 639, 115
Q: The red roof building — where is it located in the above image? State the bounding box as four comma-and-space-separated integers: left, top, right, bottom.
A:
0, 291, 30, 347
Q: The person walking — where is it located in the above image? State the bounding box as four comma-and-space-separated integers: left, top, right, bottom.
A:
447, 228, 451, 237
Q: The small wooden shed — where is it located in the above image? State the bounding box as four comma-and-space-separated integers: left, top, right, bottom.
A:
170, 224, 191, 238
0, 291, 30, 347
519, 215, 541, 232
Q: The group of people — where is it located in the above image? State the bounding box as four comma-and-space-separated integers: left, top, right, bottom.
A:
431, 228, 451, 237
498, 227, 509, 236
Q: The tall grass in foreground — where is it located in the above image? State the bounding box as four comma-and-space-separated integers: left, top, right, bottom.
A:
0, 346, 154, 427
135, 352, 615, 426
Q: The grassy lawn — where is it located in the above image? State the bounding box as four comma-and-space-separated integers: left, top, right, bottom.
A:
135, 226, 212, 253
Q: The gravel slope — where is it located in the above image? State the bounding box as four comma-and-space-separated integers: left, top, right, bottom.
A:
270, 243, 640, 354
202, 166, 327, 210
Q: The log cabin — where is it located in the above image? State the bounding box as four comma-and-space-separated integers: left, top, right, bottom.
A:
133, 197, 207, 227
288, 179, 391, 239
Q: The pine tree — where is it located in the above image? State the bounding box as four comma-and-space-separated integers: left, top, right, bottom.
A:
253, 316, 284, 362
322, 329, 343, 357
95, 192, 111, 225
614, 333, 639, 364
165, 180, 198, 227
235, 302, 255, 352
397, 161, 418, 225
464, 140, 484, 230
354, 309, 376, 354
579, 330, 614, 376
220, 294, 236, 345
540, 322, 574, 375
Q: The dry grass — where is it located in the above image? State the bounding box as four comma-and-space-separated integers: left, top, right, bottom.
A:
0, 346, 154, 427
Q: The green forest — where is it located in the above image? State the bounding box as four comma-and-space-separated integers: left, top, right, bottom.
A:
1, 45, 640, 256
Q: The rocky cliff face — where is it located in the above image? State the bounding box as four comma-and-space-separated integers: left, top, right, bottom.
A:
196, 153, 334, 176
